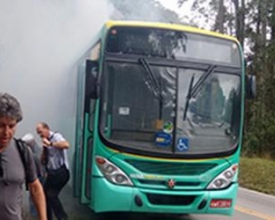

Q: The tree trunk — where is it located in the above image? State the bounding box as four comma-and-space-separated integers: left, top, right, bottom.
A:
271, 0, 275, 40
214, 0, 225, 33
232, 0, 245, 47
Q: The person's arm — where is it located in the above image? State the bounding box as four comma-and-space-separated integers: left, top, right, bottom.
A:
51, 140, 69, 149
29, 179, 47, 220
42, 136, 70, 149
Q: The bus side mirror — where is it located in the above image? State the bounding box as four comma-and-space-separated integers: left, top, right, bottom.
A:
85, 60, 99, 99
245, 74, 256, 99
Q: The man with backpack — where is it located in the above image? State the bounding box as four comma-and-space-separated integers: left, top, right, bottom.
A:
0, 93, 47, 220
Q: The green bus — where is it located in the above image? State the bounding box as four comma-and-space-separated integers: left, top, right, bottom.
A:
74, 20, 254, 216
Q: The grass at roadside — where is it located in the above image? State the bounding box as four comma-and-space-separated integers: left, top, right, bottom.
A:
239, 157, 275, 196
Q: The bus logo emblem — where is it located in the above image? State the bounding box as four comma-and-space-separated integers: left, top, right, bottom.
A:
167, 179, 176, 189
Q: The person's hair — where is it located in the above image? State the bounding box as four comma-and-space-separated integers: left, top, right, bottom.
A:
40, 122, 50, 130
0, 93, 23, 122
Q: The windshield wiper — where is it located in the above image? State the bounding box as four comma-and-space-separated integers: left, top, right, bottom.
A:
139, 58, 160, 97
183, 65, 216, 120
139, 58, 164, 119
183, 74, 194, 120
190, 65, 216, 98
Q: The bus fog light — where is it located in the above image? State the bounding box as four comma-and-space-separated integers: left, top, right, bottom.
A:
105, 165, 115, 174
224, 171, 233, 179
214, 179, 224, 188
115, 174, 127, 183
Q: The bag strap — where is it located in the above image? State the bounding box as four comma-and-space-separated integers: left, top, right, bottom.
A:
48, 131, 59, 141
14, 138, 30, 190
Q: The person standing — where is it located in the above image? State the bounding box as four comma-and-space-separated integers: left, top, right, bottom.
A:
36, 122, 70, 220
0, 93, 47, 220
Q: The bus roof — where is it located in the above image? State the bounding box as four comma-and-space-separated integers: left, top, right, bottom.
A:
105, 20, 238, 43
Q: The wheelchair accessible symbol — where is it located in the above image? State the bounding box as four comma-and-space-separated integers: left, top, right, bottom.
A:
177, 138, 189, 152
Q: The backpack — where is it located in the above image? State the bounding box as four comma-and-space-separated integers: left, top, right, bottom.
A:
14, 138, 31, 190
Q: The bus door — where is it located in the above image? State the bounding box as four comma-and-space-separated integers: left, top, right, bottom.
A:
73, 62, 86, 198
76, 60, 98, 205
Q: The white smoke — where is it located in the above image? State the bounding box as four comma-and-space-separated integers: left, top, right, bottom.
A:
0, 0, 111, 144
0, 0, 113, 217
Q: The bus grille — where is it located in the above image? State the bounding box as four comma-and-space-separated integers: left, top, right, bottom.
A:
125, 159, 217, 175
146, 193, 196, 205
138, 179, 200, 187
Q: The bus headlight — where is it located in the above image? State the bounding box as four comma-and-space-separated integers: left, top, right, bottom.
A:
207, 164, 238, 189
96, 156, 133, 186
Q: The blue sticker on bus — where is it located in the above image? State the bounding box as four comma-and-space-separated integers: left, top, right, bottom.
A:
177, 138, 189, 152
155, 132, 172, 147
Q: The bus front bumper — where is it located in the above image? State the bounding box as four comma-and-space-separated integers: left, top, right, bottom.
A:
92, 178, 238, 216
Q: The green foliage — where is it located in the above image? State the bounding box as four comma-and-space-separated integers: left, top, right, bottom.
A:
243, 38, 275, 158
176, 0, 275, 158
109, 0, 182, 24
243, 112, 275, 158
239, 157, 275, 195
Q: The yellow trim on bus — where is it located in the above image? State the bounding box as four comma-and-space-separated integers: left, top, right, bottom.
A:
105, 20, 238, 43
108, 148, 228, 162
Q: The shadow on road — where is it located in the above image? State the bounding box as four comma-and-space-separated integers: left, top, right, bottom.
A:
90, 213, 195, 220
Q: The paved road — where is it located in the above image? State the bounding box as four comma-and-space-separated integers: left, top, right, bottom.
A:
23, 187, 275, 220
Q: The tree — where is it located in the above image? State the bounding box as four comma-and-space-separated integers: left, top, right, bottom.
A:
109, 0, 182, 24
214, 0, 225, 33
177, 0, 275, 157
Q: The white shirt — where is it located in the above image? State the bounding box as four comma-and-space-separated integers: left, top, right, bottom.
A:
46, 131, 69, 170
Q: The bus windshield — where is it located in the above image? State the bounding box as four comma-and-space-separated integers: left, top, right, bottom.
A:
99, 60, 241, 155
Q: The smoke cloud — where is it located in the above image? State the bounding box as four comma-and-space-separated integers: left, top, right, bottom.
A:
0, 0, 113, 217
0, 0, 111, 144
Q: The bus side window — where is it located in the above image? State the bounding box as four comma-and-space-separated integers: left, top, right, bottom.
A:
85, 60, 99, 104
89, 99, 96, 131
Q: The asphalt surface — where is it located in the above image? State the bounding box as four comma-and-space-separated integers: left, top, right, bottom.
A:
23, 187, 275, 220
